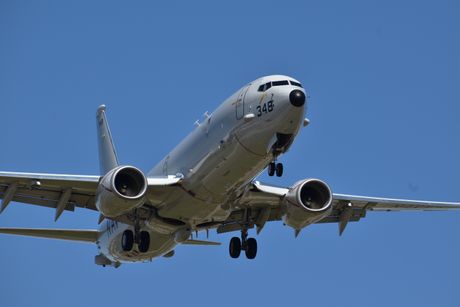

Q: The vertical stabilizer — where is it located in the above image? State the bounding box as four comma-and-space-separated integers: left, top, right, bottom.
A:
96, 105, 119, 175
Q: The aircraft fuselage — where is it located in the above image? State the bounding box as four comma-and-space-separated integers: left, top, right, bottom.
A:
98, 75, 307, 263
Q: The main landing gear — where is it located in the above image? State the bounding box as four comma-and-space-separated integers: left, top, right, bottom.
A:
121, 229, 150, 253
268, 161, 283, 177
229, 229, 257, 259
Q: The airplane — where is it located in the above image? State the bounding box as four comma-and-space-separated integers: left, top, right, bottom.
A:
1, 74, 460, 267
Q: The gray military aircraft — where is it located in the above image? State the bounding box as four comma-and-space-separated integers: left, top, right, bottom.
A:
1, 75, 459, 267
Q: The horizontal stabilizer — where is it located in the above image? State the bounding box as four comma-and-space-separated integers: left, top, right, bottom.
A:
0, 228, 99, 243
182, 239, 221, 246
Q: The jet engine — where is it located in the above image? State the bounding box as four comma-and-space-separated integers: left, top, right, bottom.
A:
282, 179, 333, 230
95, 166, 148, 217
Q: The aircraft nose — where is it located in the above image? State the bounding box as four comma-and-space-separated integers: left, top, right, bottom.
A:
289, 90, 305, 107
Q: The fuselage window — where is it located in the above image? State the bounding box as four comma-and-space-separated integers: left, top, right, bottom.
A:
272, 80, 289, 86
290, 81, 303, 88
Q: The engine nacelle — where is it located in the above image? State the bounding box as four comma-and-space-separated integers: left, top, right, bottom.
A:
96, 166, 147, 217
282, 179, 333, 230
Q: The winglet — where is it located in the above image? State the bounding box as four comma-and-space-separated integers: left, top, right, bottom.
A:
96, 105, 119, 175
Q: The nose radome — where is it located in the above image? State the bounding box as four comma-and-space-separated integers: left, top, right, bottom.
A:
289, 90, 305, 107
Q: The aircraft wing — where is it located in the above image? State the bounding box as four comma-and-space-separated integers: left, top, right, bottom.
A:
0, 171, 183, 222
217, 181, 460, 235
0, 227, 99, 243
0, 171, 101, 220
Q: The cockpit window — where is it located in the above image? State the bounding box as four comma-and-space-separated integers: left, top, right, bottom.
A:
258, 80, 294, 92
272, 80, 289, 86
290, 80, 303, 88
257, 82, 272, 92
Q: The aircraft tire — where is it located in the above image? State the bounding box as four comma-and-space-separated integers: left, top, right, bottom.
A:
229, 237, 241, 258
122, 229, 134, 251
245, 238, 257, 259
268, 162, 276, 176
138, 231, 150, 253
275, 163, 283, 177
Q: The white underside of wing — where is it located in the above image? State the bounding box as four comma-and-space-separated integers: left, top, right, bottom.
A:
0, 171, 100, 182
333, 193, 460, 211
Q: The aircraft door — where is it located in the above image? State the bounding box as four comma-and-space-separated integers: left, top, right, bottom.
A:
236, 85, 250, 120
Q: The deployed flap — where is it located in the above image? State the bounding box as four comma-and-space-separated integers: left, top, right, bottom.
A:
0, 172, 100, 215
227, 181, 460, 236
0, 227, 99, 243
96, 105, 119, 175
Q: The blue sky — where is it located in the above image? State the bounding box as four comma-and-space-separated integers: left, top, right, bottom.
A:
1, 1, 460, 306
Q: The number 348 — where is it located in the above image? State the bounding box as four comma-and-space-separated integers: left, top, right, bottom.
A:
256, 101, 274, 117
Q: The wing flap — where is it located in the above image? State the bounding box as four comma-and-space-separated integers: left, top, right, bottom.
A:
0, 172, 100, 216
0, 185, 95, 208
227, 181, 460, 236
0, 228, 99, 243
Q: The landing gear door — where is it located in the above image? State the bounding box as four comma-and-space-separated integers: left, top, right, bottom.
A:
236, 85, 250, 120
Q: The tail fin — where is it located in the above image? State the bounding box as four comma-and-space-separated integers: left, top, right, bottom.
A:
0, 228, 99, 243
96, 105, 119, 175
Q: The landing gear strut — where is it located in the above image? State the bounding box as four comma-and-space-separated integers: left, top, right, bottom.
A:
228, 228, 257, 259
125, 210, 150, 253
268, 161, 283, 177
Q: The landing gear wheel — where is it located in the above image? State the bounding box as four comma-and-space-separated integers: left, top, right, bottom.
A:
138, 231, 150, 253
268, 162, 276, 177
229, 237, 242, 258
245, 238, 257, 259
121, 230, 134, 252
275, 163, 284, 177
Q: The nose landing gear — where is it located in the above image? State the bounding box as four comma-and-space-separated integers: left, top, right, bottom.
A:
228, 228, 258, 259
268, 161, 283, 177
